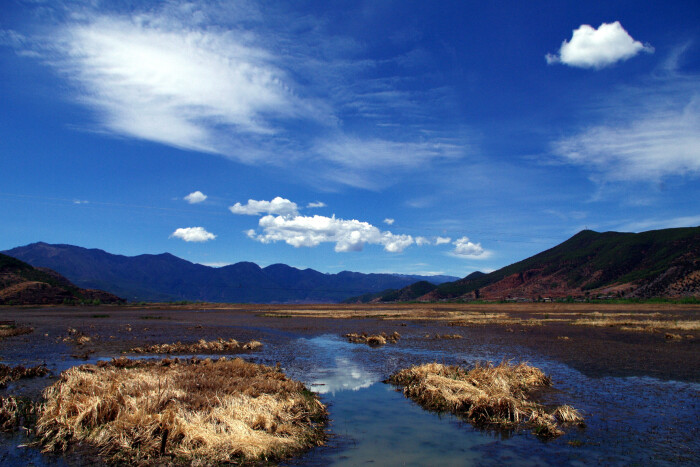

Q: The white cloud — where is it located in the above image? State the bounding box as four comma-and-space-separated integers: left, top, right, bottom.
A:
307, 201, 326, 208
72, 199, 89, 204
170, 226, 216, 242
49, 12, 321, 156
184, 190, 207, 204
315, 136, 461, 170
229, 197, 299, 217
452, 236, 486, 258
415, 236, 431, 246
383, 218, 395, 225
435, 236, 452, 245
616, 215, 700, 232
553, 97, 700, 181
248, 214, 414, 253
546, 22, 653, 69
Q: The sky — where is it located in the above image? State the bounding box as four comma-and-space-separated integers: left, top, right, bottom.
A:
1, 0, 699, 278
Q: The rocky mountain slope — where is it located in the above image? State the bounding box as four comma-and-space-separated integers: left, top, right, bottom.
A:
3, 243, 457, 303
423, 227, 700, 301
0, 253, 124, 305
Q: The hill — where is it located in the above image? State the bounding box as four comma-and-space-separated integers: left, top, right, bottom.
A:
0, 253, 124, 305
2, 243, 458, 303
421, 227, 700, 302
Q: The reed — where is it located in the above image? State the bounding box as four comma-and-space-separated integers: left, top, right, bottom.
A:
130, 338, 262, 354
0, 363, 49, 389
344, 332, 400, 346
388, 361, 582, 439
0, 396, 40, 432
35, 357, 327, 464
0, 324, 33, 339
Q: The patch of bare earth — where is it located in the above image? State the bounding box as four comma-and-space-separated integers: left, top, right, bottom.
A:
35, 357, 327, 465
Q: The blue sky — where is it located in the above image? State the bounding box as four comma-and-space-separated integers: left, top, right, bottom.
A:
1, 0, 699, 277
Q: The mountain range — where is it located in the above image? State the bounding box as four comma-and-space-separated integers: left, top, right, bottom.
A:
347, 227, 700, 302
2, 243, 457, 303
0, 253, 124, 305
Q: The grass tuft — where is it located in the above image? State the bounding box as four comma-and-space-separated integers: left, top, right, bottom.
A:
0, 395, 40, 432
0, 363, 49, 389
35, 357, 327, 464
344, 332, 400, 347
129, 338, 262, 354
388, 361, 582, 439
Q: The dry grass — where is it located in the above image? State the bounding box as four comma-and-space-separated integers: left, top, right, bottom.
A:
426, 333, 464, 340
0, 363, 49, 389
129, 338, 263, 354
0, 395, 40, 432
0, 324, 33, 339
61, 327, 93, 346
388, 361, 583, 439
35, 357, 327, 464
572, 318, 700, 332
344, 332, 400, 346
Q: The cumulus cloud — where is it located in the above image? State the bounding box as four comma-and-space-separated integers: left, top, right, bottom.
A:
546, 22, 653, 69
435, 236, 452, 245
452, 236, 486, 258
170, 226, 216, 242
184, 190, 207, 204
383, 218, 395, 225
229, 197, 299, 217
307, 201, 326, 208
249, 214, 414, 253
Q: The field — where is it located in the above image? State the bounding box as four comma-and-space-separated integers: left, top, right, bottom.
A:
0, 303, 698, 465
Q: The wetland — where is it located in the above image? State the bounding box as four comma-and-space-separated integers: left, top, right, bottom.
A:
0, 303, 698, 465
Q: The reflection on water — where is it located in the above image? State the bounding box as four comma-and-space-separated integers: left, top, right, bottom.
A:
309, 357, 379, 395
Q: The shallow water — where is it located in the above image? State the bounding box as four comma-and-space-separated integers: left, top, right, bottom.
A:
1, 321, 699, 465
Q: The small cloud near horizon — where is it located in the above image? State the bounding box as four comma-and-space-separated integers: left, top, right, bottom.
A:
383, 218, 395, 225
170, 226, 216, 242
307, 201, 326, 208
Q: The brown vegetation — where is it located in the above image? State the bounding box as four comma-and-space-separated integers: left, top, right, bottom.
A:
388, 361, 583, 439
0, 395, 39, 432
35, 357, 327, 464
0, 363, 49, 389
0, 323, 33, 338
129, 338, 263, 354
344, 332, 400, 346
425, 333, 464, 340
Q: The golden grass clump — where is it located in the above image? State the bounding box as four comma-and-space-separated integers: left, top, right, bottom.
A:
130, 338, 262, 354
388, 361, 583, 439
0, 324, 33, 339
0, 363, 49, 389
344, 331, 400, 346
426, 333, 464, 340
0, 395, 40, 432
35, 357, 327, 464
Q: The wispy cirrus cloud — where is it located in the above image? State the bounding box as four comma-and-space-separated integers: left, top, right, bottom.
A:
546, 21, 653, 69
9, 1, 467, 189
553, 46, 700, 183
